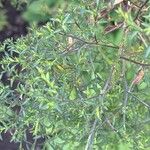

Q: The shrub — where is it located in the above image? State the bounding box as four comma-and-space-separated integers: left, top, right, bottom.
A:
0, 1, 150, 149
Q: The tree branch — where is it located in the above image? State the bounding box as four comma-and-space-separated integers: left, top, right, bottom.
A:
122, 59, 130, 129
134, 0, 149, 21
128, 91, 150, 108
105, 117, 122, 138
85, 119, 98, 150
120, 56, 150, 66
59, 32, 119, 49
85, 65, 115, 150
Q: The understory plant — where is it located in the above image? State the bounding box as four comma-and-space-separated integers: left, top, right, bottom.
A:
0, 0, 150, 149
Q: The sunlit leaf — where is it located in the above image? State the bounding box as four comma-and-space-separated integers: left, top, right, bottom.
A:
69, 87, 77, 100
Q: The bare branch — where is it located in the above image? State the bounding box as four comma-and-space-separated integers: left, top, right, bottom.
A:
100, 65, 115, 95
59, 32, 119, 49
85, 119, 98, 150
128, 92, 150, 108
105, 117, 122, 138
138, 33, 148, 48
120, 56, 150, 66
134, 0, 149, 21
122, 59, 130, 129
85, 65, 115, 150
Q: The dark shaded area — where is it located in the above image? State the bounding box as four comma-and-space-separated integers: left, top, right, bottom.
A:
0, 132, 19, 150
0, 131, 45, 150
0, 0, 28, 43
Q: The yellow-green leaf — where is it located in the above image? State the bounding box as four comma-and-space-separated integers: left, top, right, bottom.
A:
69, 87, 77, 100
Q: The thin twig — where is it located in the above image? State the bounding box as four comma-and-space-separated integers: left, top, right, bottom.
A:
74, 20, 82, 30
121, 49, 150, 129
61, 42, 86, 54
59, 32, 119, 49
131, 118, 150, 129
134, 0, 149, 21
130, 1, 141, 8
120, 56, 150, 66
59, 32, 97, 45
105, 117, 122, 138
138, 33, 148, 48
121, 53, 136, 129
128, 91, 150, 108
31, 138, 38, 150
85, 66, 115, 100
100, 65, 115, 95
122, 59, 130, 129
85, 66, 115, 150
85, 119, 98, 150
122, 84, 129, 129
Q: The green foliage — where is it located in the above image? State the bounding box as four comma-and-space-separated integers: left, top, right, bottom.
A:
0, 0, 150, 149
22, 0, 63, 23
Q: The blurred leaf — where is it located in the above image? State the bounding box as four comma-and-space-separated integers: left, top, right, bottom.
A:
145, 46, 150, 58
69, 87, 77, 100
118, 142, 132, 150
138, 82, 147, 90
0, 10, 7, 30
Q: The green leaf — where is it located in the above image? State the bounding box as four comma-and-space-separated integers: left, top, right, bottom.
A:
43, 118, 51, 127
138, 82, 147, 90
145, 46, 150, 58
44, 142, 54, 150
69, 87, 77, 100
118, 142, 132, 150
83, 87, 96, 98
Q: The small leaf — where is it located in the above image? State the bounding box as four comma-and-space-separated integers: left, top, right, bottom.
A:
69, 87, 77, 100
43, 118, 51, 127
56, 64, 65, 71
45, 72, 50, 80
138, 82, 147, 90
96, 107, 101, 120
83, 87, 96, 98
63, 13, 70, 24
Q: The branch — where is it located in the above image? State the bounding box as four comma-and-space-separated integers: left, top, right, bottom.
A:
85, 65, 115, 150
61, 42, 86, 54
138, 33, 148, 48
134, 0, 149, 21
130, 1, 141, 9
128, 91, 150, 108
120, 56, 150, 66
59, 32, 119, 49
122, 59, 130, 129
105, 117, 122, 138
100, 65, 115, 95
85, 119, 98, 150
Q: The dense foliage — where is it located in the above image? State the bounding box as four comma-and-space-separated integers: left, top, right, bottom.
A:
0, 0, 150, 149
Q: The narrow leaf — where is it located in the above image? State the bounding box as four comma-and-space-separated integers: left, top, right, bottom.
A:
145, 46, 150, 58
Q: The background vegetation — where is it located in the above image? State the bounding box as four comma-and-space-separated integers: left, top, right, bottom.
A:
0, 0, 150, 149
